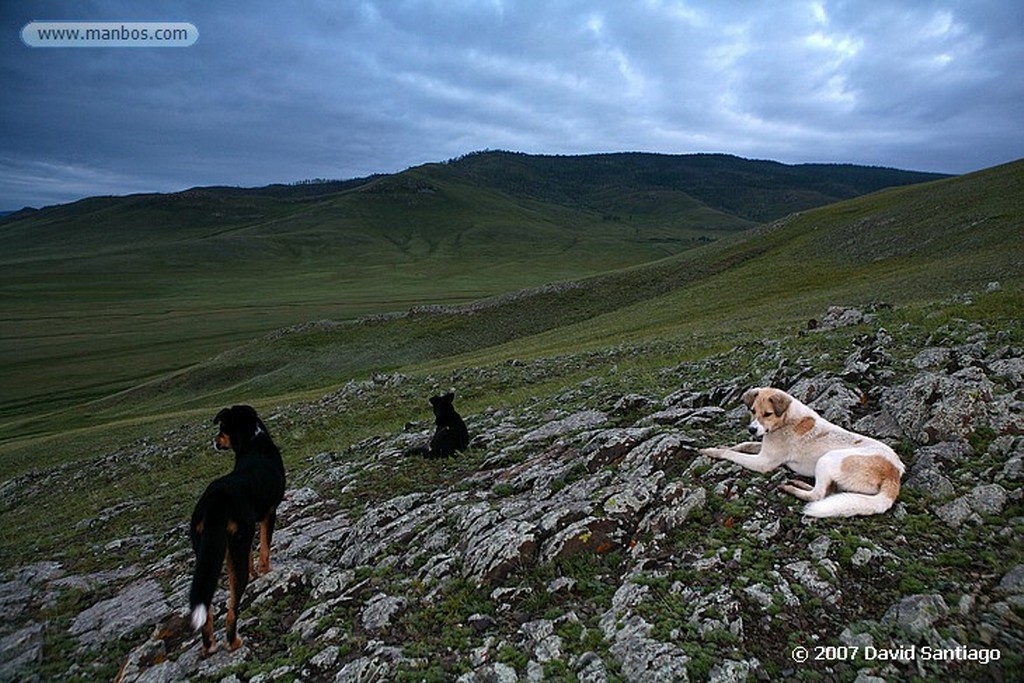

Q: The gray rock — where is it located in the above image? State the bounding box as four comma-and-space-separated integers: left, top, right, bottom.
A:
883, 594, 949, 636
904, 467, 955, 499
520, 619, 562, 662
784, 561, 840, 605
742, 584, 774, 610
868, 370, 995, 444
334, 654, 393, 683
913, 441, 972, 466
461, 516, 539, 585
911, 347, 951, 370
639, 406, 723, 427
581, 428, 654, 469
116, 642, 179, 683
967, 483, 1009, 515
788, 375, 862, 426
989, 357, 1024, 387
935, 496, 976, 527
541, 517, 625, 563
361, 593, 407, 632
905, 442, 967, 498
609, 616, 691, 683
619, 432, 691, 479
638, 486, 706, 536
612, 394, 658, 414
576, 652, 609, 683
997, 565, 1024, 594
336, 641, 409, 682
851, 547, 874, 567
522, 410, 608, 443
709, 658, 760, 683
70, 579, 171, 648
817, 306, 871, 330
936, 484, 1008, 527
247, 564, 311, 612
457, 662, 519, 683
0, 562, 65, 622
853, 674, 888, 683
741, 516, 780, 543
0, 622, 44, 682
599, 582, 691, 682
15, 561, 64, 585
309, 645, 340, 670
840, 627, 874, 649
809, 536, 831, 561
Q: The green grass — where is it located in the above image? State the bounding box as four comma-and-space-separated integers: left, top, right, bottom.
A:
0, 153, 949, 434
1, 153, 1021, 683
1, 283, 1018, 573
0, 170, 750, 428
0, 158, 1020, 486
2, 290, 1021, 682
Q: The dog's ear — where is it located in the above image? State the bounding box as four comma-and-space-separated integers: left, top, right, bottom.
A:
741, 389, 759, 409
232, 405, 257, 419
768, 391, 792, 416
233, 405, 267, 438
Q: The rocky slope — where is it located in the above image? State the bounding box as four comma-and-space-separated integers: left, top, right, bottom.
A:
2, 305, 1022, 682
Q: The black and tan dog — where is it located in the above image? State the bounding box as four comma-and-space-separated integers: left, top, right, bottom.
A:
189, 405, 285, 656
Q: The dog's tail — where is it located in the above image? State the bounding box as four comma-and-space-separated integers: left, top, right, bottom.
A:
803, 477, 901, 518
189, 492, 231, 630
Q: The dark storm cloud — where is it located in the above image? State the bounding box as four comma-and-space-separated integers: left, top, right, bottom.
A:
1, 0, 1022, 209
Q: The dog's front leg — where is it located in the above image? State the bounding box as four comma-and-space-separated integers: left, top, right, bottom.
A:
699, 446, 780, 473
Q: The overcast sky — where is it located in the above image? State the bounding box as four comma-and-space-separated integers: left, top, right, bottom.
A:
2, 0, 1022, 209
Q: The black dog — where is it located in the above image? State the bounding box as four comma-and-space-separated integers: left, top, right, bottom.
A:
406, 391, 470, 457
189, 405, 285, 656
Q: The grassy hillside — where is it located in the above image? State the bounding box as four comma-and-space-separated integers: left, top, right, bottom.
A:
0, 158, 1021, 683
441, 151, 947, 222
92, 161, 1024, 393
0, 153, 941, 432
0, 166, 736, 425
0, 159, 1018, 472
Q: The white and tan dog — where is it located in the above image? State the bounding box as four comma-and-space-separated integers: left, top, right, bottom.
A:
700, 387, 905, 517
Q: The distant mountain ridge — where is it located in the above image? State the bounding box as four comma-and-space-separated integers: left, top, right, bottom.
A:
436, 151, 949, 222
2, 151, 947, 224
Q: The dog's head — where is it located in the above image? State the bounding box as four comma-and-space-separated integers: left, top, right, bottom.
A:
212, 405, 267, 452
429, 391, 457, 417
742, 387, 792, 437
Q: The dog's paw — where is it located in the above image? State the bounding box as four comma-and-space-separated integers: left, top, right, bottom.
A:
699, 447, 727, 459
780, 481, 820, 502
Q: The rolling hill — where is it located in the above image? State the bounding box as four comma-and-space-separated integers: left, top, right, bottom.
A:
0, 154, 1021, 682
82, 158, 1024, 414
0, 152, 945, 434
